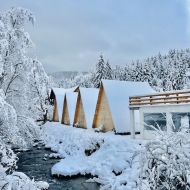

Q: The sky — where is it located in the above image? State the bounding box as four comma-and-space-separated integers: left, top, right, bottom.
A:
0, 0, 190, 74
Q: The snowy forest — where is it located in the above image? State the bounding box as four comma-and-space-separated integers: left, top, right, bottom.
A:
59, 49, 190, 91
1, 5, 190, 190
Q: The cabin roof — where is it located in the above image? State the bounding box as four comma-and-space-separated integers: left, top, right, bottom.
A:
101, 79, 154, 133
65, 92, 78, 124
79, 88, 99, 129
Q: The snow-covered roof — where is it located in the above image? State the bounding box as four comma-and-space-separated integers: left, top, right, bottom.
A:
65, 92, 78, 124
79, 88, 99, 129
101, 79, 155, 133
52, 87, 78, 121
52, 86, 78, 96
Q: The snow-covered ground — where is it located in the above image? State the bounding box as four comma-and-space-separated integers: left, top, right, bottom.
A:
41, 122, 146, 190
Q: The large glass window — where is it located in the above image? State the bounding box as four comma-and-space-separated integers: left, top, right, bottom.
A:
144, 113, 166, 131
171, 113, 190, 132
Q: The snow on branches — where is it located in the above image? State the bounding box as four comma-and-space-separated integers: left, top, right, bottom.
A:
140, 131, 190, 190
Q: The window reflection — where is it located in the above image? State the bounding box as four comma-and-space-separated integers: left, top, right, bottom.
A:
171, 113, 190, 132
144, 113, 166, 131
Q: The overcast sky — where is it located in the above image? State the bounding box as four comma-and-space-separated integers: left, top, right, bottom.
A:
1, 0, 190, 73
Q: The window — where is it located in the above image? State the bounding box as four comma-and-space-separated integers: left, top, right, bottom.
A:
171, 113, 190, 132
144, 113, 166, 131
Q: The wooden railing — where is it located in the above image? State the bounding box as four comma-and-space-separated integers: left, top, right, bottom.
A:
129, 90, 190, 107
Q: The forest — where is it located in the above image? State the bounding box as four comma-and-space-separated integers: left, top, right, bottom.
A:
60, 49, 190, 92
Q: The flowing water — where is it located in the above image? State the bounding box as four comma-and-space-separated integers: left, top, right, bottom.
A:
16, 143, 99, 190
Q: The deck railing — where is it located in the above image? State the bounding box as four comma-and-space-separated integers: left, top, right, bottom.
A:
129, 90, 190, 107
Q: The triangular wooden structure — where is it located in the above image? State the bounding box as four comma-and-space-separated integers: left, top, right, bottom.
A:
92, 80, 154, 133
50, 86, 79, 122
62, 92, 78, 125
73, 88, 99, 129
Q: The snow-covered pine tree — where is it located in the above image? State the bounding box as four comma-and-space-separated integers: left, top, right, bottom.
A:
94, 54, 106, 88
120, 64, 131, 81
141, 59, 152, 82
175, 56, 187, 90
135, 60, 143, 81
128, 61, 136, 81
105, 59, 112, 80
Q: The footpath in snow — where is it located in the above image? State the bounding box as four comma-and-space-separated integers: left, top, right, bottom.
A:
41, 122, 145, 190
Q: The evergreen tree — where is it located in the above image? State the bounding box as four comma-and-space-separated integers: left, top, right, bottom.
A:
141, 59, 151, 82
135, 60, 143, 81
94, 54, 106, 88
105, 59, 112, 80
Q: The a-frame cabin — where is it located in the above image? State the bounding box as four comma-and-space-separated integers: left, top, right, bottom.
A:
50, 86, 79, 122
73, 88, 99, 129
62, 92, 78, 125
92, 80, 154, 133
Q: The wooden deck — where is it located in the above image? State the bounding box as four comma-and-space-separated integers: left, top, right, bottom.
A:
129, 90, 190, 107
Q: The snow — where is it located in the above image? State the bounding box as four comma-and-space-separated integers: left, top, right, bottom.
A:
52, 87, 78, 121
65, 92, 78, 124
101, 80, 155, 133
42, 122, 144, 189
187, 71, 190, 77
79, 88, 99, 129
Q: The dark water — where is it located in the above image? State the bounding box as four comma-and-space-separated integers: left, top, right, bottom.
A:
16, 143, 99, 190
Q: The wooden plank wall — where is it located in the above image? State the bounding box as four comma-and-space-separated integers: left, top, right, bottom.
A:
93, 85, 114, 132
52, 99, 59, 122
61, 96, 70, 125
73, 92, 87, 128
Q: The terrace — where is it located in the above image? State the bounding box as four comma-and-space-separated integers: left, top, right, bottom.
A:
129, 90, 190, 139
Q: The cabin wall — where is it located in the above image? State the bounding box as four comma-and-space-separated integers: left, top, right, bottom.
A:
74, 93, 87, 128
93, 85, 114, 132
62, 96, 70, 125
52, 99, 59, 122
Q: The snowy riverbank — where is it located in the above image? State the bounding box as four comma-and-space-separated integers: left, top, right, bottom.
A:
41, 122, 145, 189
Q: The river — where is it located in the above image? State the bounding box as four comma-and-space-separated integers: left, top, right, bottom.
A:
16, 142, 100, 190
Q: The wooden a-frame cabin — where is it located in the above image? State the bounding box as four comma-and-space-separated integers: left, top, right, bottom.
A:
61, 92, 78, 125
73, 88, 99, 129
92, 79, 154, 133
50, 86, 79, 122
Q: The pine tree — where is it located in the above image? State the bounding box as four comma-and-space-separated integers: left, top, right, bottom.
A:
94, 54, 106, 88
105, 60, 112, 80
141, 59, 151, 82
135, 60, 143, 81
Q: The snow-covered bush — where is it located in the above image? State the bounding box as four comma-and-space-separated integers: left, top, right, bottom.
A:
16, 115, 41, 147
0, 89, 40, 148
0, 90, 22, 146
140, 131, 190, 190
0, 141, 18, 175
0, 170, 49, 190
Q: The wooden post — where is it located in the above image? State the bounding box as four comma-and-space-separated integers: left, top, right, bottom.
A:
130, 109, 135, 139
150, 95, 152, 105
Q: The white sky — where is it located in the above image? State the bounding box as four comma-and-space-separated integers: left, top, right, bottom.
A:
0, 0, 190, 73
